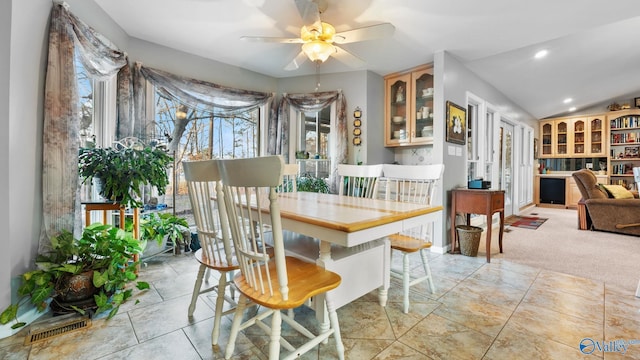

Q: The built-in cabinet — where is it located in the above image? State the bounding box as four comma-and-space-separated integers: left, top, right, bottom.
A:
384, 64, 434, 147
539, 110, 640, 189
608, 110, 640, 188
539, 115, 606, 158
534, 174, 607, 208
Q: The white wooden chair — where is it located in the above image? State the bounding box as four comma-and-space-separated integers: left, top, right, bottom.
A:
381, 163, 444, 313
337, 164, 384, 198
183, 160, 238, 346
218, 155, 344, 360
276, 163, 299, 193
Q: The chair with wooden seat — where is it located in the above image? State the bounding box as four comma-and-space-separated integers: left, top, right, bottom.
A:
337, 163, 384, 198
218, 155, 344, 360
276, 163, 299, 193
183, 159, 238, 346
381, 163, 444, 313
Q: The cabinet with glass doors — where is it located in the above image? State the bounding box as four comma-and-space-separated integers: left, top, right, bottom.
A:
384, 64, 434, 147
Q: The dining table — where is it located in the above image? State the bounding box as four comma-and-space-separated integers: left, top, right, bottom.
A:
265, 191, 443, 324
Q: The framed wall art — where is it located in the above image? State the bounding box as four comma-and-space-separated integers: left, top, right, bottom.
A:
445, 100, 466, 145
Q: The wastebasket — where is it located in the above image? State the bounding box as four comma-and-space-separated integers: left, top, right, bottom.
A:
456, 225, 482, 257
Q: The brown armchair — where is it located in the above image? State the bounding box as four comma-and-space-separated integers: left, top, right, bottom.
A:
572, 169, 640, 236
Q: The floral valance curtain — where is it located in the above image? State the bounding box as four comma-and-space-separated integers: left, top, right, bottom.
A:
271, 91, 348, 193
138, 65, 275, 151
41, 2, 129, 252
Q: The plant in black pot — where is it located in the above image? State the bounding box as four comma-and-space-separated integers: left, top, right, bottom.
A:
0, 223, 149, 329
78, 146, 173, 209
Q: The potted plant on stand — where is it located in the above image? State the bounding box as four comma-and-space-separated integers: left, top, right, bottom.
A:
0, 224, 149, 329
78, 145, 173, 209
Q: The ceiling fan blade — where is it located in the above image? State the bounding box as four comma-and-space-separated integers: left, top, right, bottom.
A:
334, 23, 395, 44
240, 36, 303, 44
332, 46, 366, 68
284, 51, 309, 71
294, 0, 321, 29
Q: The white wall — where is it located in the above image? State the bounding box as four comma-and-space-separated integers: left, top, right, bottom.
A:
434, 51, 538, 252
1, 0, 51, 336
127, 37, 278, 94
0, 0, 12, 314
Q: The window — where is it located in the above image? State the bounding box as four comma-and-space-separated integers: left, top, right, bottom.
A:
467, 100, 480, 181
153, 92, 260, 216
294, 105, 333, 179
76, 52, 117, 205
300, 107, 330, 158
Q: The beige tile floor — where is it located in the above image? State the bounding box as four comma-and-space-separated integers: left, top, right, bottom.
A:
1, 249, 640, 360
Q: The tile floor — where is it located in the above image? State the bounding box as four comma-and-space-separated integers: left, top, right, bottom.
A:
1, 248, 640, 359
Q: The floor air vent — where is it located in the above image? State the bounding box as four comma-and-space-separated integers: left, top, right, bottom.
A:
24, 314, 91, 345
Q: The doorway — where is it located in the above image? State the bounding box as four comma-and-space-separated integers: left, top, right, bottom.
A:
499, 121, 515, 217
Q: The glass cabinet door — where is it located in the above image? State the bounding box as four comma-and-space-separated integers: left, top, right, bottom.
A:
385, 73, 410, 145
411, 68, 434, 142
573, 119, 585, 156
588, 116, 604, 156
555, 120, 568, 155
541, 122, 552, 156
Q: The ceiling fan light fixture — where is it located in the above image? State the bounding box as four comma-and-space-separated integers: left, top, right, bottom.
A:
301, 22, 335, 42
302, 40, 335, 62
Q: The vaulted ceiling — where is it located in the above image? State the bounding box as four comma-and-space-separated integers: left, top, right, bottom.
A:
94, 0, 640, 119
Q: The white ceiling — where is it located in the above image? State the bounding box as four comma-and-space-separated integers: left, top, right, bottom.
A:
94, 0, 640, 119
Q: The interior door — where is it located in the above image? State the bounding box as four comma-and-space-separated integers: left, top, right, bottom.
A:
499, 121, 515, 217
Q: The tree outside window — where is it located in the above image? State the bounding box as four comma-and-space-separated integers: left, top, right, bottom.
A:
153, 92, 259, 218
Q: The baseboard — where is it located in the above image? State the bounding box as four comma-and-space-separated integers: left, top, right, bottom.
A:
431, 245, 448, 254
0, 305, 47, 340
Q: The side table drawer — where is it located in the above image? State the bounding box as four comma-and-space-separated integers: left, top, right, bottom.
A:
491, 194, 504, 210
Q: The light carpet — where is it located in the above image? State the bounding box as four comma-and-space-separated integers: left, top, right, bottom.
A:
478, 207, 640, 291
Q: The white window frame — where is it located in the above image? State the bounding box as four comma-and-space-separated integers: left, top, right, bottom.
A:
466, 91, 534, 213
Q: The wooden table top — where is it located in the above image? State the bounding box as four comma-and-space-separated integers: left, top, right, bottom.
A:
276, 192, 443, 233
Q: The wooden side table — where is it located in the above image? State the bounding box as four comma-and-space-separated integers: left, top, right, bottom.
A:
450, 188, 505, 263
83, 202, 140, 266
83, 202, 139, 237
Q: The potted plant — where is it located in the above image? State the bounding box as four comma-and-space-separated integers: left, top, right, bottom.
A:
139, 213, 190, 255
78, 146, 173, 208
296, 176, 330, 193
0, 224, 149, 329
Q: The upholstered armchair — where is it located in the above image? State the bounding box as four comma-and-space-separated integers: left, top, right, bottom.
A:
572, 169, 640, 236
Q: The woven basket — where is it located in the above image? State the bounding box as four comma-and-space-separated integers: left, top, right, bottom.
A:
456, 225, 482, 257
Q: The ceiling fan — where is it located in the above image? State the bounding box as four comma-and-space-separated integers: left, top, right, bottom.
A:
240, 0, 395, 71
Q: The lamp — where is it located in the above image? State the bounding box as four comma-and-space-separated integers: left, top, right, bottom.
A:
302, 40, 335, 63
301, 22, 336, 63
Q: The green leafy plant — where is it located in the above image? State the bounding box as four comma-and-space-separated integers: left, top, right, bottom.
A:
296, 176, 330, 193
78, 146, 173, 208
140, 213, 190, 248
0, 224, 149, 329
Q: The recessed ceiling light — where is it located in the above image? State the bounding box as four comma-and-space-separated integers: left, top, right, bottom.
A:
534, 49, 548, 59
569, 107, 576, 112
563, 98, 573, 104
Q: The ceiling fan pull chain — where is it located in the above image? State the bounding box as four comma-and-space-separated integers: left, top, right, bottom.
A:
315, 61, 321, 92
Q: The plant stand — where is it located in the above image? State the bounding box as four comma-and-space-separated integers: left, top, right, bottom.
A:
83, 202, 140, 269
